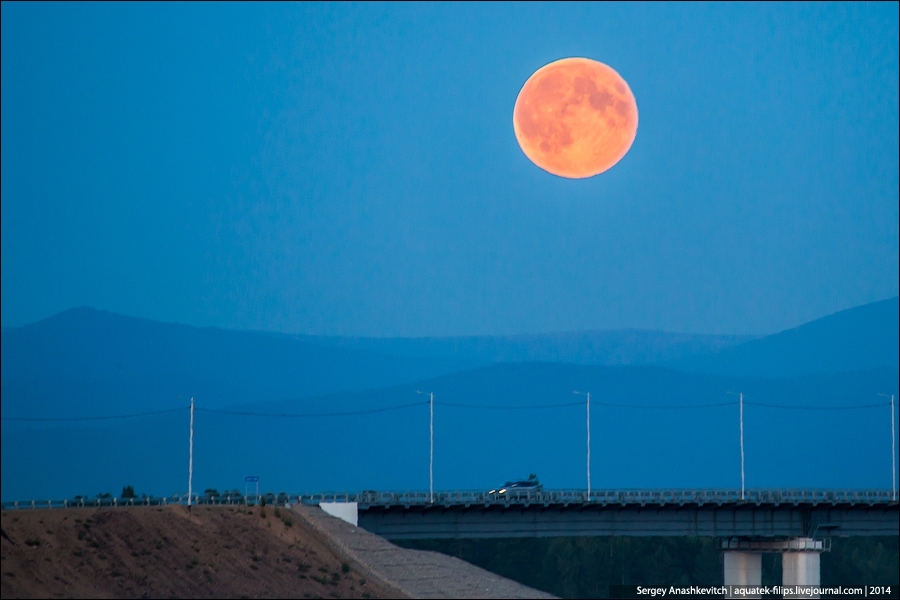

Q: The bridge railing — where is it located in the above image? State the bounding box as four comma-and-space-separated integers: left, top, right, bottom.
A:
302, 489, 895, 506
0, 493, 267, 511
3, 489, 896, 511
302, 488, 899, 507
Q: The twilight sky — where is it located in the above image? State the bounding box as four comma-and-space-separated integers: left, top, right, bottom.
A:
2, 2, 897, 337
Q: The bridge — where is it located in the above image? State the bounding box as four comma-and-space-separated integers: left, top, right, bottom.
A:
320, 489, 898, 539
311, 488, 898, 598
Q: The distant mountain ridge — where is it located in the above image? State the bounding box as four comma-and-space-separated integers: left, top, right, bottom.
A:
3, 298, 896, 422
1, 299, 898, 500
0, 298, 900, 424
0, 307, 483, 419
662, 297, 899, 377
288, 329, 757, 366
0, 308, 753, 421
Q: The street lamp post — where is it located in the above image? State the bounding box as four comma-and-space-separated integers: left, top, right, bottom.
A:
188, 396, 194, 509
573, 391, 591, 500
417, 391, 434, 504
727, 392, 745, 501
878, 393, 897, 501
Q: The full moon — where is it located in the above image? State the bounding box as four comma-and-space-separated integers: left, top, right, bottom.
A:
513, 57, 638, 179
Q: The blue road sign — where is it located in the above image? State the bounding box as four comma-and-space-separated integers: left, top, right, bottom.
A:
245, 476, 259, 483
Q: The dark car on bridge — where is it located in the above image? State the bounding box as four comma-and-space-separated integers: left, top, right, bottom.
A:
489, 479, 543, 497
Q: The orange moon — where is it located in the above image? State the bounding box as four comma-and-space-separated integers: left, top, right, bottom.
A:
513, 57, 638, 179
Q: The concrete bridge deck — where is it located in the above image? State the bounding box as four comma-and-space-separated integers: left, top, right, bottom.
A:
320, 489, 900, 540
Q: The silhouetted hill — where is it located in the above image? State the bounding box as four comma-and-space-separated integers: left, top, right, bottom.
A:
3, 302, 897, 501
0, 307, 483, 421
289, 330, 756, 366
0, 308, 753, 423
662, 297, 899, 377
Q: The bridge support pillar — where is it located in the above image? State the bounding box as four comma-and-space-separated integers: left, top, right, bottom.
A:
782, 538, 822, 599
722, 537, 826, 600
723, 551, 762, 598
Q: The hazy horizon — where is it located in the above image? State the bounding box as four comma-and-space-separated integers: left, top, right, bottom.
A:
4, 295, 898, 341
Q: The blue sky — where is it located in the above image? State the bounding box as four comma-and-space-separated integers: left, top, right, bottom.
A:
2, 2, 897, 337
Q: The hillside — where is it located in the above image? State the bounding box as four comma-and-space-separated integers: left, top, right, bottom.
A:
0, 504, 554, 600
0, 504, 402, 599
0, 309, 752, 425
2, 299, 896, 501
663, 297, 899, 377
290, 329, 756, 366
0, 308, 482, 422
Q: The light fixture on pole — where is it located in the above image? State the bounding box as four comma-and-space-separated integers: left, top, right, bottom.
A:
727, 392, 745, 501
878, 393, 897, 502
417, 391, 434, 504
573, 391, 591, 500
188, 396, 194, 509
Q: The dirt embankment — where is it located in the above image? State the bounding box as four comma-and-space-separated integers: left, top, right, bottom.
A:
1, 504, 405, 599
